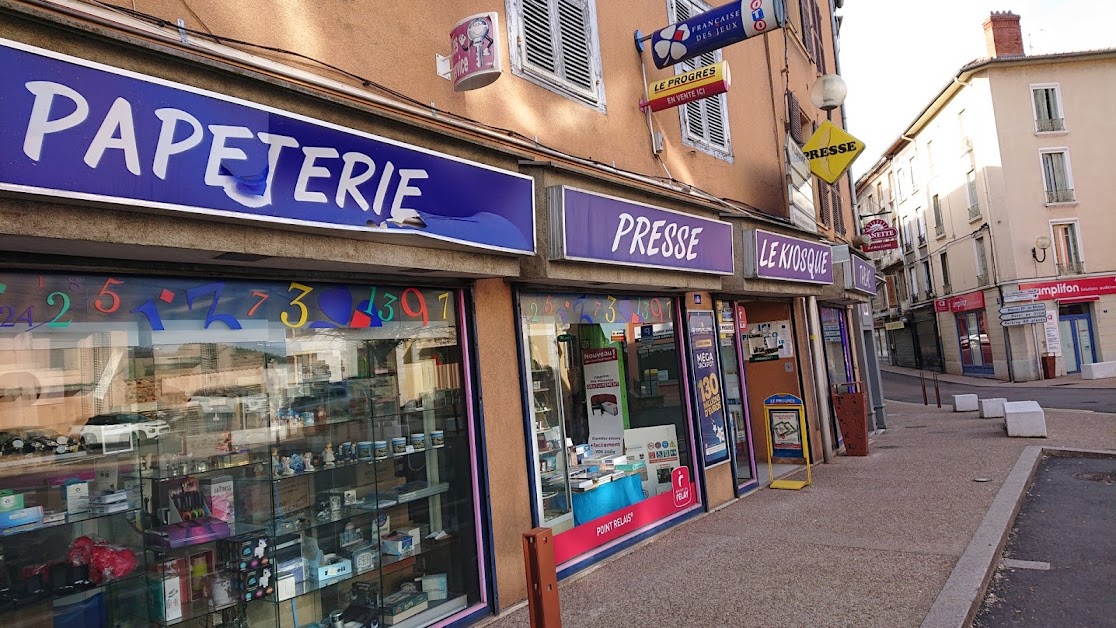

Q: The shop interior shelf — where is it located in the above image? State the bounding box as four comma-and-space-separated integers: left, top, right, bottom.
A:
0, 448, 128, 474
147, 597, 240, 628
2, 569, 145, 616
391, 593, 469, 628
1, 507, 140, 538
145, 521, 267, 554
131, 458, 257, 482
268, 482, 449, 537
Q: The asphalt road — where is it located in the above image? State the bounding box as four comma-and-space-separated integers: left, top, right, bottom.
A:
973, 454, 1116, 627
880, 371, 1116, 413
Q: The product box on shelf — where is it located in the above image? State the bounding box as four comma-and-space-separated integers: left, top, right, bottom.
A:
148, 571, 183, 622
275, 556, 306, 583
188, 550, 215, 602
0, 505, 43, 530
233, 565, 275, 601
379, 532, 413, 556
63, 481, 90, 514
398, 526, 422, 551
0, 489, 24, 512
275, 571, 296, 601
419, 573, 448, 601
146, 476, 232, 549
382, 590, 429, 625
309, 554, 352, 582
199, 475, 236, 523
217, 532, 271, 571
339, 541, 378, 575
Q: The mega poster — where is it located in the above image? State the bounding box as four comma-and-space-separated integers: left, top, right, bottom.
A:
583, 347, 625, 457
686, 311, 729, 467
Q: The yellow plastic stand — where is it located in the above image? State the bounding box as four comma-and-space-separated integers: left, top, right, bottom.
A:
765, 403, 812, 490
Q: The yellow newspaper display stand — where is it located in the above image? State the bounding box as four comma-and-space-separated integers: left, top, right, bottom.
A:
763, 393, 812, 490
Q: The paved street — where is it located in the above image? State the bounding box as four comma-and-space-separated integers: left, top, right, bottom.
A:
482, 401, 1116, 628
880, 370, 1116, 413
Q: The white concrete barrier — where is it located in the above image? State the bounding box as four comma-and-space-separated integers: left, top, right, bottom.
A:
1004, 401, 1046, 437
979, 398, 1007, 419
1081, 361, 1116, 380
952, 394, 979, 412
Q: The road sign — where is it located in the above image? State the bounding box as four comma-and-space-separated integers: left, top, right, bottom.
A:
1003, 289, 1040, 302
1000, 315, 1047, 326
999, 303, 1046, 316
1000, 310, 1047, 321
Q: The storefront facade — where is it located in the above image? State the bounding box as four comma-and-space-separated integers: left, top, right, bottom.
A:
938, 291, 996, 377
1017, 276, 1115, 376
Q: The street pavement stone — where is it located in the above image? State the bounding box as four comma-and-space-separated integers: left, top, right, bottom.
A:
481, 401, 1116, 628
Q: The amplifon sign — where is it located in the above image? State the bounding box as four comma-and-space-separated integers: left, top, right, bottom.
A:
549, 186, 734, 275
947, 291, 985, 312
649, 0, 785, 70
0, 39, 535, 254
642, 61, 730, 113
743, 229, 833, 284
1018, 276, 1116, 300
450, 12, 502, 91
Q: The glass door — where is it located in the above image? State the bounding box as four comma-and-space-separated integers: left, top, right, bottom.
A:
1059, 314, 1096, 374
716, 301, 752, 485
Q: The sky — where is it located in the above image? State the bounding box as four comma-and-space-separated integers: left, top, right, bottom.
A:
838, 0, 1116, 179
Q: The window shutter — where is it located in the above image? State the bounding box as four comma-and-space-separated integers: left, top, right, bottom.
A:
818, 180, 832, 226
556, 0, 593, 91
788, 91, 803, 144
833, 187, 845, 234
522, 0, 557, 74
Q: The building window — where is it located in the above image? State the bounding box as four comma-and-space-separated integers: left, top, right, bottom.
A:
926, 140, 936, 175
895, 167, 906, 201
818, 178, 832, 227
1031, 84, 1065, 132
1052, 221, 1084, 275
509, 0, 605, 109
799, 0, 826, 72
907, 266, 919, 301
832, 184, 845, 235
908, 157, 919, 193
876, 181, 884, 206
671, 0, 732, 159
902, 218, 914, 251
932, 194, 944, 236
921, 259, 933, 296
966, 168, 980, 221
958, 108, 970, 151
1040, 149, 1075, 204
940, 251, 951, 294
916, 212, 927, 245
975, 235, 990, 285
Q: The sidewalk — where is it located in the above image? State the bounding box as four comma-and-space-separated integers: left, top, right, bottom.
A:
880, 364, 1116, 389
482, 401, 1116, 628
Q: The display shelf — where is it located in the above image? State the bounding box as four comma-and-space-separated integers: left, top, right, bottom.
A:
0, 507, 140, 538
132, 458, 257, 482
145, 521, 266, 553
0, 448, 132, 474
391, 593, 469, 628
150, 597, 239, 627
1, 570, 145, 615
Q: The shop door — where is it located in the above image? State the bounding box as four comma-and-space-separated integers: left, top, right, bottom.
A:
740, 302, 802, 465
957, 312, 994, 375
891, 328, 917, 368
1058, 313, 1096, 374
821, 307, 853, 386
716, 301, 753, 486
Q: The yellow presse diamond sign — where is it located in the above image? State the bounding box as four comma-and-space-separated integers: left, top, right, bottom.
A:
801, 120, 865, 184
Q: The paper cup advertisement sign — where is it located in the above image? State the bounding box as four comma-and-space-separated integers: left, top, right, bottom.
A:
450, 13, 502, 91
583, 347, 625, 457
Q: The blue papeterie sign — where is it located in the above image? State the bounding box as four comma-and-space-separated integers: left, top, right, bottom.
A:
650, 0, 786, 70
0, 39, 535, 254
549, 186, 734, 275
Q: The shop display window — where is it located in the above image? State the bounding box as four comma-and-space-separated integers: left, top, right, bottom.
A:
715, 301, 753, 484
518, 292, 695, 537
0, 271, 480, 627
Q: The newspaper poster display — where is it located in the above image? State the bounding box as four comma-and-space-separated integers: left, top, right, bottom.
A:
623, 425, 681, 498
764, 393, 806, 459
583, 347, 626, 457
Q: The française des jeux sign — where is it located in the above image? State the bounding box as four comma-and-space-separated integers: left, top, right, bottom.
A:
743, 229, 833, 284
549, 186, 734, 275
650, 0, 785, 70
0, 39, 535, 254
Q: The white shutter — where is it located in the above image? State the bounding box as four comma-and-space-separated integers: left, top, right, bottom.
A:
672, 0, 731, 156
556, 0, 594, 91
522, 0, 557, 74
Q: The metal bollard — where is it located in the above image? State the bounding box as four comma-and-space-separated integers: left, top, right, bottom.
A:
920, 369, 928, 406
523, 528, 561, 627
933, 371, 941, 408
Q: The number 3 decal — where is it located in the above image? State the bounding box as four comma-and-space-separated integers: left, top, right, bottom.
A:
281, 282, 313, 328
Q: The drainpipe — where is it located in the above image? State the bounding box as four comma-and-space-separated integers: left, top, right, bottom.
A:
807, 296, 835, 463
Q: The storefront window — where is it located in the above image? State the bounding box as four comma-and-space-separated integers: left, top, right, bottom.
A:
821, 307, 853, 386
0, 272, 479, 627
517, 292, 698, 561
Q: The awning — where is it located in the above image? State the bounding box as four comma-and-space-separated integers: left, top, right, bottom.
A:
1057, 296, 1099, 304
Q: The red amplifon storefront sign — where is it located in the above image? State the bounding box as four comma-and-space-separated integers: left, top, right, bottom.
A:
1017, 276, 1116, 301
935, 290, 985, 313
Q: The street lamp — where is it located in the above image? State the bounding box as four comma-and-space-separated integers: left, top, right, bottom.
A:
809, 73, 848, 111
1031, 235, 1050, 263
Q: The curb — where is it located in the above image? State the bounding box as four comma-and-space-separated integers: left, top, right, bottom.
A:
921, 446, 1043, 628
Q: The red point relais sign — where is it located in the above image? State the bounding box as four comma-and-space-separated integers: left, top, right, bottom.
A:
641, 61, 730, 113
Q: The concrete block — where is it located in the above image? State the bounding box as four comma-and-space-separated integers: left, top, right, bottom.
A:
952, 394, 979, 412
1081, 361, 1116, 380
980, 398, 1007, 419
1004, 401, 1046, 437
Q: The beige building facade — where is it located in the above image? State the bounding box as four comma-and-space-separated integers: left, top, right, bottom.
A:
857, 11, 1116, 382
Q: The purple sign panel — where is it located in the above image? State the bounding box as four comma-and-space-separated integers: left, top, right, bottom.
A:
550, 186, 734, 275
0, 40, 534, 254
744, 229, 833, 284
849, 254, 877, 295
687, 311, 730, 467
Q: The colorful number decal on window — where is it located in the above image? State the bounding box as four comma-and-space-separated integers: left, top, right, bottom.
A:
131, 299, 166, 331
94, 278, 123, 314
247, 290, 269, 317
604, 295, 617, 323
401, 288, 428, 326
187, 282, 242, 330
379, 292, 397, 322
282, 282, 313, 328
438, 292, 451, 321
0, 306, 12, 327
46, 291, 71, 328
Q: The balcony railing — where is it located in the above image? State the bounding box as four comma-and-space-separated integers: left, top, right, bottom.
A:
1056, 260, 1085, 275
918, 235, 927, 246
1045, 188, 1075, 204
968, 203, 982, 221
942, 283, 952, 295
934, 222, 945, 237
1036, 117, 1065, 132
976, 273, 990, 287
